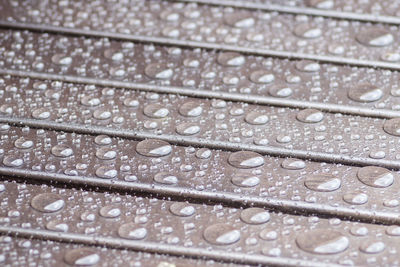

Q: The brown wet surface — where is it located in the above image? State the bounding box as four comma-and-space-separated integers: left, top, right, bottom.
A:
1, 0, 400, 266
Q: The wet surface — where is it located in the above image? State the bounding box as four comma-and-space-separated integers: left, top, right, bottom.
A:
1, 0, 400, 266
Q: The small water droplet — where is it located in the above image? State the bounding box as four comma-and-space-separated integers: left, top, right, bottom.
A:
245, 111, 269, 125
145, 63, 173, 79
32, 107, 51, 120
143, 104, 169, 118
176, 123, 200, 135
343, 192, 368, 205
154, 172, 178, 185
294, 23, 322, 39
296, 109, 324, 123
99, 205, 121, 218
225, 13, 255, 28
179, 102, 203, 117
240, 208, 270, 224
295, 61, 320, 72
46, 220, 69, 232
51, 54, 72, 65
51, 144, 73, 157
281, 158, 306, 170
14, 137, 34, 149
249, 70, 275, 84
217, 52, 245, 67
169, 203, 195, 217
195, 148, 211, 159
118, 223, 147, 240
231, 173, 260, 187
64, 248, 100, 266
94, 135, 112, 145
95, 147, 116, 160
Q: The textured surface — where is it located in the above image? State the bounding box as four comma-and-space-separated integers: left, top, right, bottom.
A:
1, 0, 400, 266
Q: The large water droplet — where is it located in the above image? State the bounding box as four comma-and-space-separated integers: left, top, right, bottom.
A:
14, 137, 34, 149
386, 225, 400, 236
2, 155, 23, 167
95, 147, 116, 160
269, 85, 293, 98
136, 139, 172, 157
31, 193, 65, 213
94, 135, 112, 145
51, 54, 72, 65
178, 102, 202, 117
93, 108, 112, 120
99, 205, 121, 218
80, 96, 101, 107
383, 118, 400, 136
203, 223, 240, 245
294, 23, 322, 39
281, 158, 306, 170
46, 220, 69, 232
169, 202, 195, 217
304, 174, 341, 192
295, 60, 320, 72
64, 248, 100, 266
32, 108, 51, 120
195, 148, 212, 159
296, 109, 324, 123
145, 63, 173, 79
143, 104, 169, 118
249, 70, 275, 84
95, 166, 117, 179
348, 83, 383, 102
240, 208, 270, 224
51, 144, 73, 157
343, 192, 368, 205
118, 223, 147, 240
359, 241, 385, 254
217, 52, 245, 67
225, 13, 255, 28
356, 28, 394, 47
228, 151, 264, 169
231, 173, 260, 187
296, 229, 349, 254
245, 111, 269, 125
357, 166, 394, 188
154, 172, 178, 185
176, 123, 200, 135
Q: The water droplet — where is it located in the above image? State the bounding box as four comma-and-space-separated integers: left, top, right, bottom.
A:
94, 135, 112, 145
51, 144, 73, 157
31, 193, 65, 213
14, 137, 34, 149
80, 96, 101, 107
269, 85, 293, 98
176, 123, 200, 135
350, 226, 368, 236
359, 241, 385, 254
296, 109, 324, 123
154, 172, 178, 185
304, 174, 341, 192
2, 155, 23, 167
93, 108, 112, 120
143, 104, 169, 118
381, 52, 400, 62
95, 166, 117, 179
64, 248, 100, 266
249, 70, 275, 84
32, 107, 51, 119
343, 192, 368, 205
195, 148, 211, 159
245, 111, 269, 125
231, 173, 260, 187
281, 158, 306, 170
296, 229, 349, 255
294, 23, 322, 39
136, 139, 172, 157
386, 225, 400, 236
228, 151, 264, 169
203, 223, 240, 245
295, 60, 320, 72
383, 118, 400, 136
169, 203, 195, 217
99, 205, 121, 218
51, 54, 72, 65
240, 208, 270, 224
356, 28, 394, 47
104, 49, 123, 61
357, 166, 394, 188
348, 83, 383, 102
118, 223, 147, 240
46, 220, 69, 232
95, 147, 116, 160
306, 0, 334, 9
259, 229, 278, 241
225, 13, 255, 28
217, 52, 245, 67
178, 102, 202, 117
145, 63, 173, 79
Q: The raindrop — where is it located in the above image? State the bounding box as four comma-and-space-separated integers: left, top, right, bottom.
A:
143, 104, 169, 118
195, 148, 211, 159
94, 135, 112, 145
178, 102, 203, 117
357, 166, 394, 188
95, 166, 117, 179
228, 151, 265, 169
295, 61, 320, 72
64, 248, 100, 266
240, 208, 270, 224
293, 23, 322, 39
296, 229, 349, 254
249, 70, 275, 84
46, 220, 69, 232
245, 111, 269, 125
169, 203, 195, 217
136, 139, 172, 157
359, 241, 385, 254
296, 109, 324, 123
51, 144, 73, 158
304, 174, 341, 192
118, 223, 147, 240
343, 192, 368, 205
225, 13, 255, 28
350, 226, 368, 237
356, 28, 394, 47
383, 118, 400, 136
269, 85, 293, 98
3, 156, 23, 167
154, 172, 178, 185
348, 83, 383, 102
95, 147, 116, 160
93, 108, 112, 120
80, 96, 101, 107
103, 49, 123, 61
176, 123, 200, 135
281, 158, 306, 170
259, 229, 278, 241
203, 223, 240, 245
99, 205, 121, 218
32, 107, 51, 120
217, 52, 245, 67
51, 54, 72, 65
231, 173, 260, 188
31, 193, 65, 213
145, 63, 173, 79
14, 137, 34, 149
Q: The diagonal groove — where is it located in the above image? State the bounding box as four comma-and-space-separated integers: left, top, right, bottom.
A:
1, 21, 400, 71
1, 68, 399, 119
